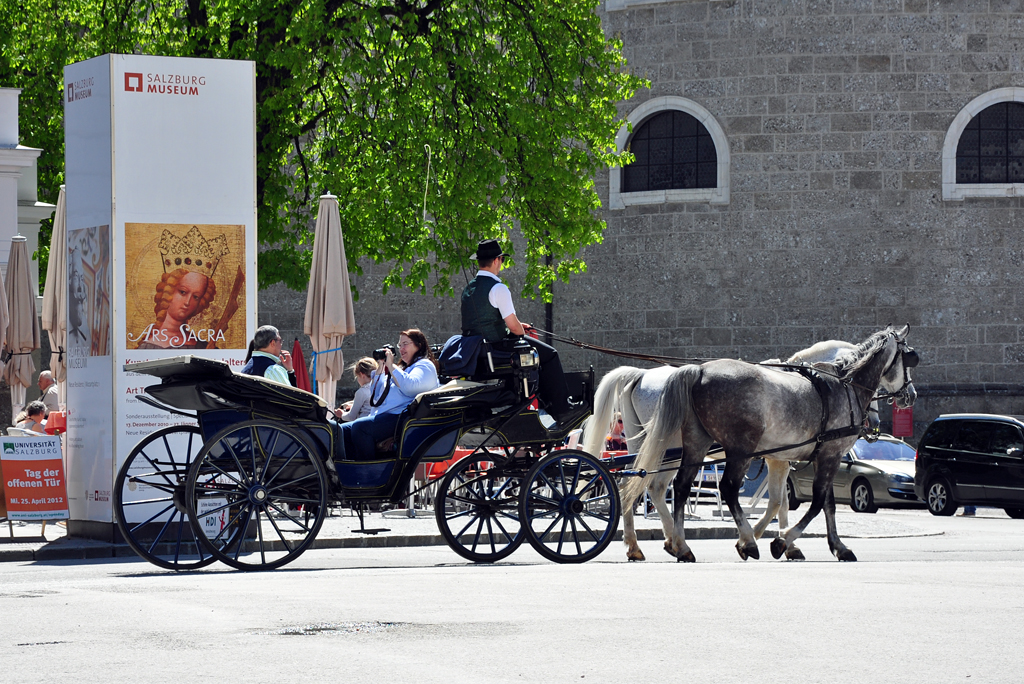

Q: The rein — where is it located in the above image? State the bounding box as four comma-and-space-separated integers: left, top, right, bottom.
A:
529, 326, 910, 406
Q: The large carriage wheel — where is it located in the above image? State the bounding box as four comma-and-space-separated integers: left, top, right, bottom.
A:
184, 420, 329, 571
114, 425, 216, 570
519, 449, 620, 564
435, 454, 525, 563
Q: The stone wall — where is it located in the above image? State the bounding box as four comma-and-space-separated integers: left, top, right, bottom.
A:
262, 0, 1024, 442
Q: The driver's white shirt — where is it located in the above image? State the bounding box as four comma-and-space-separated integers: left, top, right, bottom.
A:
475, 270, 516, 319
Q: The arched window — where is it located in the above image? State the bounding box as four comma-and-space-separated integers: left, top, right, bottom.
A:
956, 102, 1024, 184
622, 110, 718, 192
609, 96, 729, 209
943, 88, 1024, 200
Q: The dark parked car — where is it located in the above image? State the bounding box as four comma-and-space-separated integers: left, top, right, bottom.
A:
789, 435, 921, 513
914, 414, 1024, 518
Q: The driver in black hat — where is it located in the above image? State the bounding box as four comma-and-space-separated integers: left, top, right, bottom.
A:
462, 239, 576, 421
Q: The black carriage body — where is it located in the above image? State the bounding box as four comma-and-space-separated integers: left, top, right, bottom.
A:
129, 356, 594, 504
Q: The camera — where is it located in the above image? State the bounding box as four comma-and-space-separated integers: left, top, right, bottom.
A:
372, 344, 396, 361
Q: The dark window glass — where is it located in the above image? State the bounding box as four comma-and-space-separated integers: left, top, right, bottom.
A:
951, 422, 990, 453
923, 420, 961, 449
957, 157, 980, 183
623, 110, 718, 192
957, 102, 1024, 185
987, 424, 1024, 455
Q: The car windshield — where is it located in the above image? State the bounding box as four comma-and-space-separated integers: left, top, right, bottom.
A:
854, 440, 915, 461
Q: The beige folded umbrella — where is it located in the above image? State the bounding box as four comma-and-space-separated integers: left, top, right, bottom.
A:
41, 186, 67, 388
3, 235, 40, 422
303, 194, 356, 406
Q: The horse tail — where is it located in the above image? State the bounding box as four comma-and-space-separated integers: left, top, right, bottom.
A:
622, 364, 702, 505
580, 366, 647, 457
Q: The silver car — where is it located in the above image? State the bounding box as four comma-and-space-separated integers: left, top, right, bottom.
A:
788, 435, 922, 513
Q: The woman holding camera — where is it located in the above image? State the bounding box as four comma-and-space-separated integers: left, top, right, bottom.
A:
339, 328, 440, 459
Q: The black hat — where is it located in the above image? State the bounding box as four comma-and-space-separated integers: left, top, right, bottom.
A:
471, 239, 509, 261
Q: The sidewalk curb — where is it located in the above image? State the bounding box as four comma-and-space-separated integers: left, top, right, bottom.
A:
0, 525, 733, 563
0, 524, 940, 564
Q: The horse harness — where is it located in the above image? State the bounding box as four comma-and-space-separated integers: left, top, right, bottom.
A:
526, 326, 917, 477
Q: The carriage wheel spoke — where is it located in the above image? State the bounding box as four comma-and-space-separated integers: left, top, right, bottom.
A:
576, 473, 603, 498
211, 503, 250, 546
555, 516, 569, 554
222, 439, 252, 487
573, 513, 600, 545
491, 514, 516, 544
485, 517, 497, 555
470, 516, 486, 552
453, 513, 478, 540
267, 471, 319, 493
261, 444, 304, 489
122, 494, 175, 507
201, 459, 246, 488
232, 507, 254, 560
569, 516, 583, 555
265, 509, 295, 552
255, 507, 266, 565
265, 501, 314, 532
138, 446, 178, 488
538, 471, 564, 500
538, 512, 564, 544
128, 502, 177, 535
257, 429, 282, 481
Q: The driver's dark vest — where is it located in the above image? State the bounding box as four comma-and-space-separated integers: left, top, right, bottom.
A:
461, 276, 508, 342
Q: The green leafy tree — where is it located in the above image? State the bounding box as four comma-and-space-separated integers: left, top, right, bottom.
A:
2, 0, 643, 299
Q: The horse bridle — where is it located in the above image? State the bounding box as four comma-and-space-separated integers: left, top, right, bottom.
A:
872, 335, 918, 405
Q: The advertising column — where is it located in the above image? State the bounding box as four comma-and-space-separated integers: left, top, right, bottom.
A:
63, 54, 256, 539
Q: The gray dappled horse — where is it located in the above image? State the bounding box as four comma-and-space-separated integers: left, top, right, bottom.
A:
624, 325, 918, 563
581, 341, 895, 562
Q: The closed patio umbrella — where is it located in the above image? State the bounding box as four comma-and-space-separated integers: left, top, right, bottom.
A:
303, 194, 356, 407
3, 235, 40, 423
41, 186, 67, 393
291, 338, 311, 393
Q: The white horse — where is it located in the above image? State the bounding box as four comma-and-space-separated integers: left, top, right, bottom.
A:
581, 341, 897, 562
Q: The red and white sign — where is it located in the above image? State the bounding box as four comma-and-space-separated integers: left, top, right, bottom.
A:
1, 437, 69, 521
892, 407, 914, 437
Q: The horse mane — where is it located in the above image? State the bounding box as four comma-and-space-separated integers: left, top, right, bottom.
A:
827, 328, 893, 380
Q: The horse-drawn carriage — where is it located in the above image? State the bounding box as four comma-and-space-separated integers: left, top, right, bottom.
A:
115, 341, 621, 571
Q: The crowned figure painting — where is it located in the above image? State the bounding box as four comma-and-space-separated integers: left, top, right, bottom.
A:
126, 223, 247, 351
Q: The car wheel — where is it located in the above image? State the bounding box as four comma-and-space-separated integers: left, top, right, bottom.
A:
1005, 508, 1024, 519
850, 479, 878, 513
926, 477, 957, 516
786, 478, 801, 511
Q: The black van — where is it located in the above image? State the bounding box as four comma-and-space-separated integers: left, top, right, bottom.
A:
915, 414, 1024, 518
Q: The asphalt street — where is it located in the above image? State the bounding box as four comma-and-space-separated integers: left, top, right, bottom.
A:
1, 508, 1022, 683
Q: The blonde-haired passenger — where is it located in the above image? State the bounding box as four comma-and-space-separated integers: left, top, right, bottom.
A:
339, 357, 376, 422
136, 268, 217, 349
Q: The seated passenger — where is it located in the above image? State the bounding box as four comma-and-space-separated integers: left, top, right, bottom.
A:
339, 356, 376, 422
241, 325, 296, 387
16, 401, 48, 434
339, 328, 439, 459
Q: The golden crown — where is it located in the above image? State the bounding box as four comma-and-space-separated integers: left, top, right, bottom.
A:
158, 226, 229, 276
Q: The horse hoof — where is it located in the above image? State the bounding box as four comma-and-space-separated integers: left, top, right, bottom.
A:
736, 542, 759, 561
676, 550, 696, 563
785, 547, 806, 562
770, 538, 786, 560
663, 540, 677, 557
626, 549, 646, 562
837, 549, 857, 562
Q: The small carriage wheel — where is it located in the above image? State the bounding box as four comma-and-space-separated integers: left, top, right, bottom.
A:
434, 455, 525, 563
184, 420, 329, 571
519, 449, 620, 564
114, 425, 216, 570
